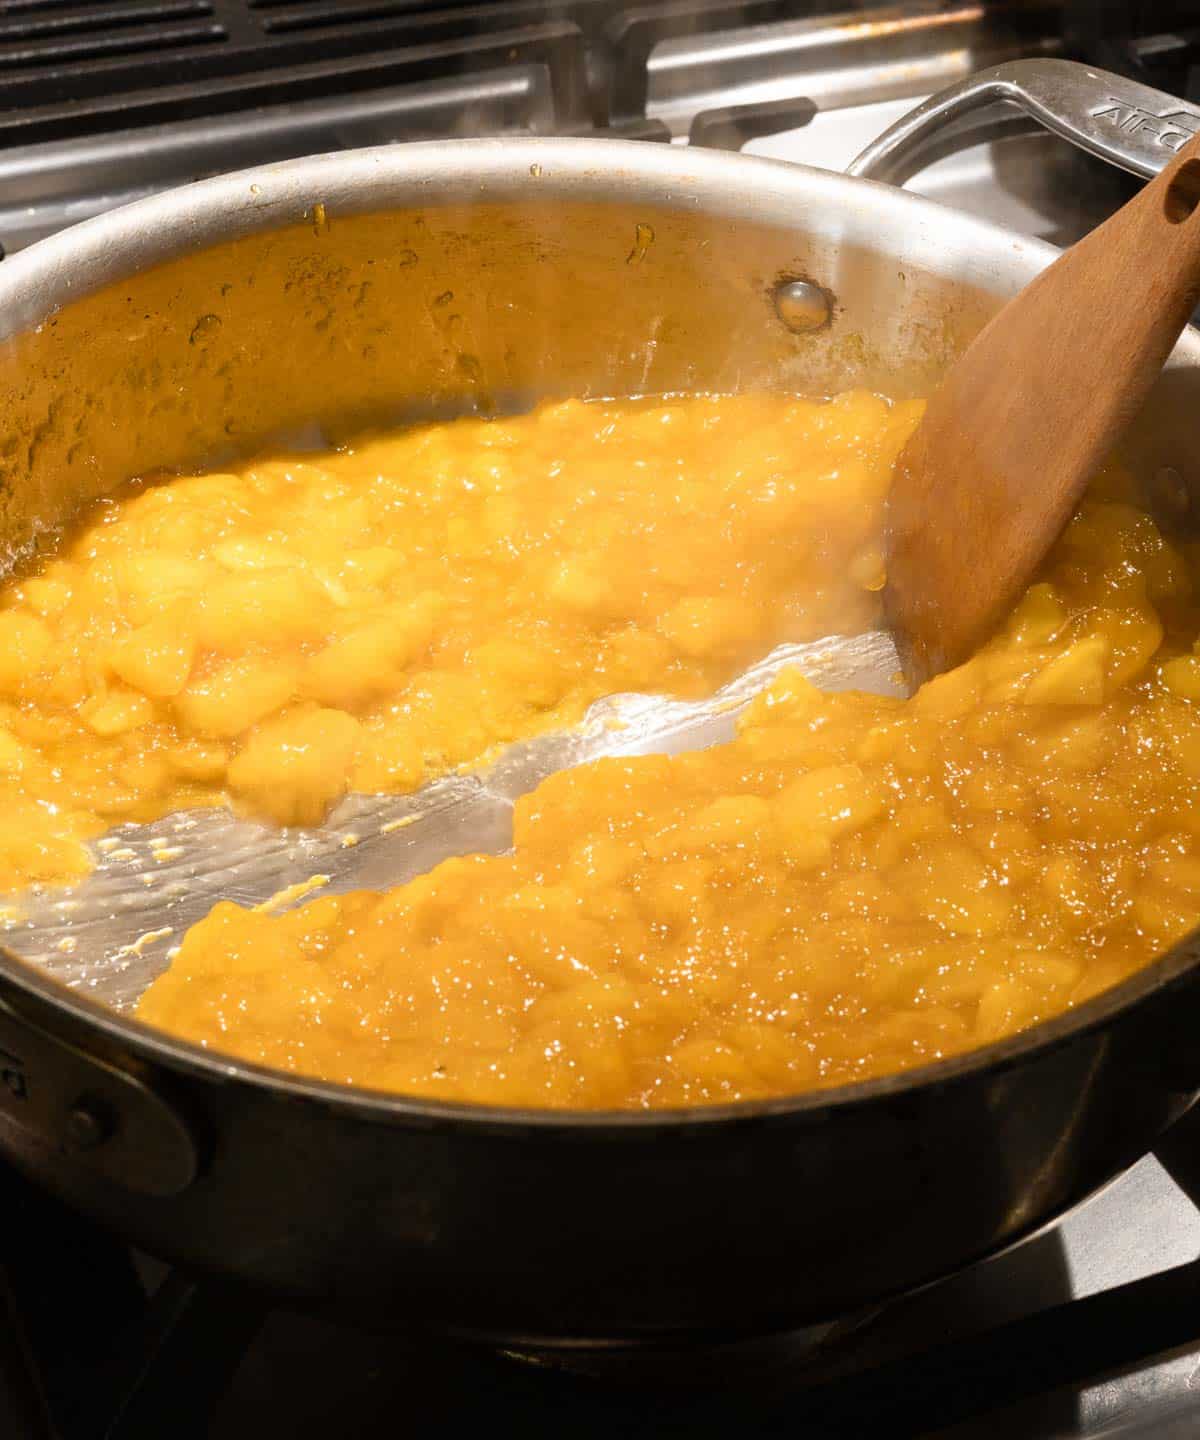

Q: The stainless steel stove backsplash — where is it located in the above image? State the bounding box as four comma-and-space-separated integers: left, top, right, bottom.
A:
0, 0, 1182, 254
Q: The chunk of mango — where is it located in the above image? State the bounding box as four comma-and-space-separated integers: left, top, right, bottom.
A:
1023, 634, 1109, 706
227, 707, 362, 826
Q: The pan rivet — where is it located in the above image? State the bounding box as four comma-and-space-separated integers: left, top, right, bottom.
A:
774, 279, 831, 333
65, 1099, 112, 1151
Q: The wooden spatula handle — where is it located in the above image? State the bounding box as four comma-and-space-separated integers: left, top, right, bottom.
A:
885, 130, 1200, 684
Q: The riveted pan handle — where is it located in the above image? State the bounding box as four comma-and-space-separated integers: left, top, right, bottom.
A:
848, 57, 1200, 186
0, 995, 197, 1197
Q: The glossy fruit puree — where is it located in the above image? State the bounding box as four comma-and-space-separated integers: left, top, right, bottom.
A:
2, 390, 1192, 1109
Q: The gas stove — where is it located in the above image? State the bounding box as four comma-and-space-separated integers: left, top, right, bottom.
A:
0, 0, 1193, 252
4, 3, 1200, 1438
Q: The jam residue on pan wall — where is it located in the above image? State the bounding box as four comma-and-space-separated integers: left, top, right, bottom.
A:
0, 392, 909, 889
133, 392, 1200, 1108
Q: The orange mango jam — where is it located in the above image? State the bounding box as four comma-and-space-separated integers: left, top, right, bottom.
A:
0, 392, 911, 891
133, 392, 1200, 1109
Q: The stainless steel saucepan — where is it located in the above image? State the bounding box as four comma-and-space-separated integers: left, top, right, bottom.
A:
0, 58, 1197, 1345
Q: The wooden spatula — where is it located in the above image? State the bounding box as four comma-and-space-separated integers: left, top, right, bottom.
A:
884, 131, 1200, 686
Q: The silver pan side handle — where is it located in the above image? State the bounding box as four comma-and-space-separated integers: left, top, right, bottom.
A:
848, 57, 1200, 185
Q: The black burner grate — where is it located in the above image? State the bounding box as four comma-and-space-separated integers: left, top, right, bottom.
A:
1067, 0, 1200, 101
0, 0, 620, 145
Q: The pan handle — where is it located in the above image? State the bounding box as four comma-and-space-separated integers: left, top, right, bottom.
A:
847, 57, 1200, 186
0, 995, 197, 1197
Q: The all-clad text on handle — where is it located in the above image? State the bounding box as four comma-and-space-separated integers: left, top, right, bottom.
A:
848, 57, 1200, 187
